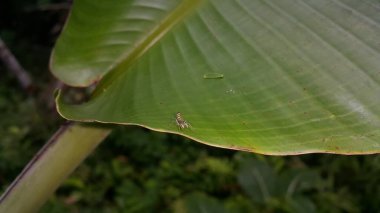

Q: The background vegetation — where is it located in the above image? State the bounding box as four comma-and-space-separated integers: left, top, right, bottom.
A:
0, 0, 379, 212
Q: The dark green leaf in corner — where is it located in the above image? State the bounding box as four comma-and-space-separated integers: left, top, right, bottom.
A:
52, 0, 380, 155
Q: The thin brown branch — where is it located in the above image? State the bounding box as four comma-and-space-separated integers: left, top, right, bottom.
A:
0, 38, 33, 91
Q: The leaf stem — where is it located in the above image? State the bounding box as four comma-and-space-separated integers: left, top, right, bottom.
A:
0, 122, 111, 213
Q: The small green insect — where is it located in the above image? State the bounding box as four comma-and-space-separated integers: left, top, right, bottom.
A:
175, 112, 191, 129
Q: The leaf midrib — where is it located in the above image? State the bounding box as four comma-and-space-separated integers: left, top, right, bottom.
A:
91, 0, 204, 98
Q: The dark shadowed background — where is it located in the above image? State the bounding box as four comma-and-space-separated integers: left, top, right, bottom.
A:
0, 0, 379, 212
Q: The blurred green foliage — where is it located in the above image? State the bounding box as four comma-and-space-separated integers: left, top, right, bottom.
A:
0, 0, 379, 212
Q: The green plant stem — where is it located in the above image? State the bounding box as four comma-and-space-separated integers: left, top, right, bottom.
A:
0, 122, 112, 213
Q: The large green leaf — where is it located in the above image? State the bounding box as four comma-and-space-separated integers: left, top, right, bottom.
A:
51, 0, 380, 155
